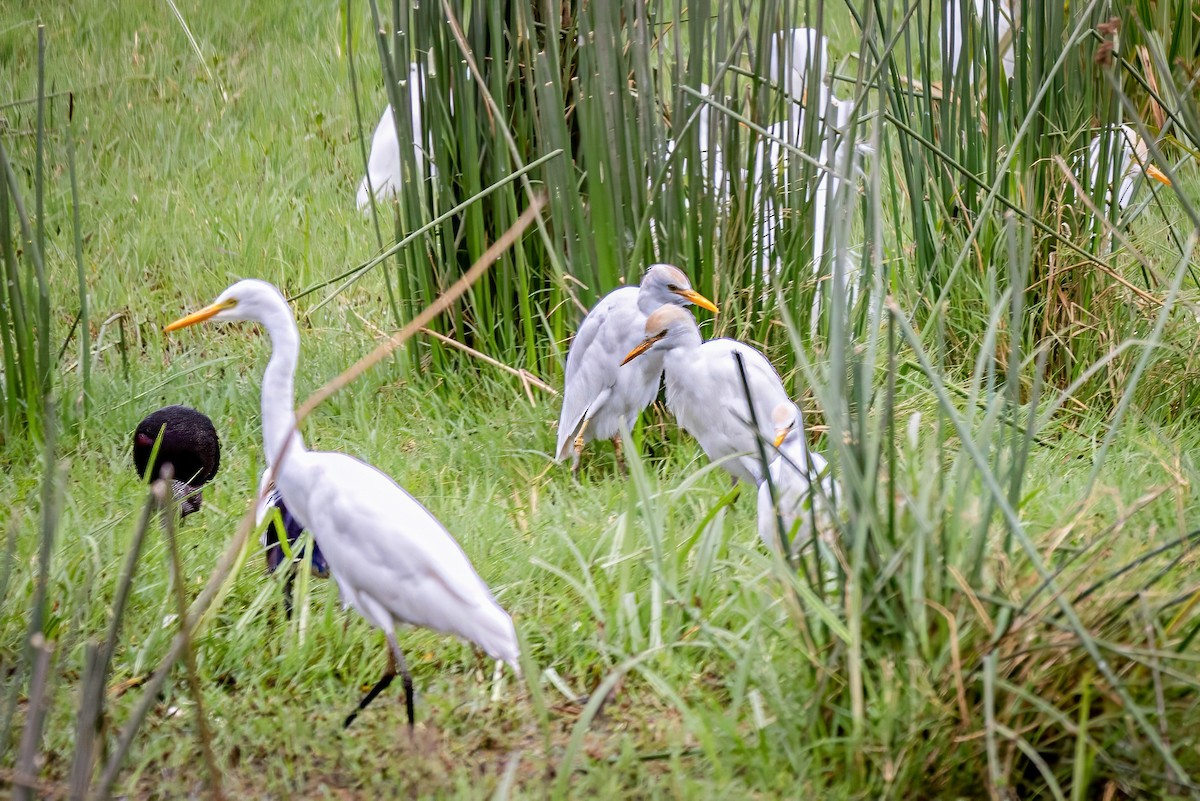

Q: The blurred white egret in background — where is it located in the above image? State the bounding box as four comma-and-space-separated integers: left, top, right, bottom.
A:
166, 280, 519, 729
942, 0, 1016, 85
356, 63, 435, 212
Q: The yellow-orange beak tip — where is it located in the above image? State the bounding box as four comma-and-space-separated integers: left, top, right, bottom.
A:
773, 431, 787, 448
677, 289, 719, 315
622, 340, 654, 366
1146, 164, 1172, 186
164, 300, 232, 334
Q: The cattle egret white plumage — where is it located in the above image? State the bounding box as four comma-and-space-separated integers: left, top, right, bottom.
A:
757, 401, 838, 554
556, 264, 718, 475
165, 280, 518, 728
1081, 125, 1171, 254
622, 305, 789, 484
1085, 124, 1171, 212
356, 63, 433, 212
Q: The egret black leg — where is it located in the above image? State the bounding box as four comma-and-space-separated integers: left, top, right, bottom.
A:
385, 631, 415, 730
282, 562, 297, 620
343, 644, 396, 729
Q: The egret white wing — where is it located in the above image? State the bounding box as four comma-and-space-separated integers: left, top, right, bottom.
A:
294, 451, 517, 662
555, 287, 641, 459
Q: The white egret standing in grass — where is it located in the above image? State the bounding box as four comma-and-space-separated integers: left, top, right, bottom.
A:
556, 264, 718, 476
622, 305, 789, 484
356, 63, 434, 212
751, 28, 831, 278
757, 401, 838, 554
132, 405, 221, 517
166, 280, 519, 729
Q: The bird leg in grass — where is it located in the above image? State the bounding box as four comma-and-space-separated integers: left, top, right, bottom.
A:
343, 633, 415, 730
281, 563, 297, 621
611, 435, 627, 475
571, 419, 590, 479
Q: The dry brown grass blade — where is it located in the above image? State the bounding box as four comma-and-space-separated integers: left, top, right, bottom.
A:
293, 193, 547, 425
418, 326, 559, 400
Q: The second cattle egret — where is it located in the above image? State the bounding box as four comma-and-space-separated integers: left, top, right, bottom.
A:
556, 264, 718, 476
1086, 124, 1171, 213
165, 280, 518, 729
1083, 125, 1171, 254
132, 406, 221, 517
622, 305, 789, 484
356, 63, 433, 212
757, 402, 838, 554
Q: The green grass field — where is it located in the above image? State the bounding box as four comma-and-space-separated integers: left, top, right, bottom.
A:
2, 0, 1200, 798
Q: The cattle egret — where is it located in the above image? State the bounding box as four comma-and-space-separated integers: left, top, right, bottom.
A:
356, 63, 434, 212
622, 305, 789, 484
757, 401, 838, 554
556, 264, 718, 476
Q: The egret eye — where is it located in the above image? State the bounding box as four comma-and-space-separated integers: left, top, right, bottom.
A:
666, 284, 680, 291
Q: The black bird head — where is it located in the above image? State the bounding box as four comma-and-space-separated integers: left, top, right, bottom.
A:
132, 405, 221, 517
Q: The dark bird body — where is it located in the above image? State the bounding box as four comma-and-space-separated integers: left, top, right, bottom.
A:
258, 480, 330, 618
132, 405, 221, 516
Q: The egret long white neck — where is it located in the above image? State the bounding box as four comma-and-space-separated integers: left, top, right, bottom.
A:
258, 298, 306, 466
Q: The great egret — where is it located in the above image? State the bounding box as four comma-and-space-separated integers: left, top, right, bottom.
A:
132, 406, 221, 517
765, 27, 830, 140
356, 63, 433, 212
556, 264, 718, 476
750, 30, 870, 299
622, 305, 789, 484
165, 280, 519, 728
757, 401, 837, 554
255, 470, 329, 620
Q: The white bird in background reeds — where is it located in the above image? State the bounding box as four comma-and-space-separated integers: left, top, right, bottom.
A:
757, 401, 838, 555
621, 305, 790, 485
556, 264, 718, 476
1083, 124, 1171, 220
753, 30, 869, 330
166, 280, 519, 729
942, 0, 1017, 85
356, 63, 435, 212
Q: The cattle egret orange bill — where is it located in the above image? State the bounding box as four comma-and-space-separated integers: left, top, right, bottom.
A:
622, 305, 789, 484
